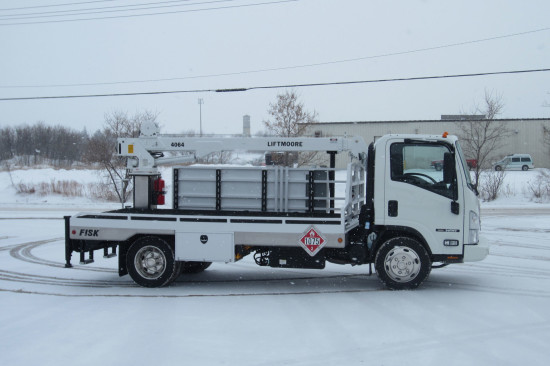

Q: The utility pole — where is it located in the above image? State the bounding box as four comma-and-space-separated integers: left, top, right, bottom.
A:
198, 98, 204, 137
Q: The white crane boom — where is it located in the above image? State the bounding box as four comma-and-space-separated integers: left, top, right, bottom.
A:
117, 123, 368, 175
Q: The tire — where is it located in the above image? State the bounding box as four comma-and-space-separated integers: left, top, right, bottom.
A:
127, 236, 180, 288
522, 165, 528, 171
180, 261, 212, 274
374, 237, 431, 290
495, 165, 502, 171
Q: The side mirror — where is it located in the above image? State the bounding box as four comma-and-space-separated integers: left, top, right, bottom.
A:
451, 201, 460, 215
443, 152, 460, 215
443, 152, 454, 184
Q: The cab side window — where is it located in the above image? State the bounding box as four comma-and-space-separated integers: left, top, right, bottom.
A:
390, 142, 455, 199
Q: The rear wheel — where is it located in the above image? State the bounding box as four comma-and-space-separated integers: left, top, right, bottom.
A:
180, 261, 212, 274
522, 165, 529, 171
127, 236, 180, 288
374, 237, 431, 290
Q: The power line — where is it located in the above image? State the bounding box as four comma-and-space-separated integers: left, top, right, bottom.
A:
0, 0, 297, 26
243, 68, 550, 91
2, 26, 548, 89
0, 0, 232, 20
1, 68, 548, 101
0, 0, 114, 12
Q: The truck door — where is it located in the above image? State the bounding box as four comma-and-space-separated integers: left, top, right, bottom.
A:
384, 140, 464, 257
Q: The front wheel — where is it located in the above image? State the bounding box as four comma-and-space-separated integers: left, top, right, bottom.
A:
374, 237, 431, 290
127, 236, 180, 288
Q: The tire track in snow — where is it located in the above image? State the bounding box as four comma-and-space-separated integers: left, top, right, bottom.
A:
491, 240, 550, 252
4, 238, 550, 299
0, 238, 380, 297
427, 279, 550, 298
490, 252, 550, 261
9, 237, 116, 272
0, 287, 383, 298
439, 261, 550, 279
0, 269, 132, 288
0, 244, 24, 252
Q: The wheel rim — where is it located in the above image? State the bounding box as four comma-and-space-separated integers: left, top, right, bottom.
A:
383, 246, 421, 282
134, 245, 167, 280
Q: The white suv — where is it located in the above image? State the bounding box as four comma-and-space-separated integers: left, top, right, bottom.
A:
493, 154, 534, 171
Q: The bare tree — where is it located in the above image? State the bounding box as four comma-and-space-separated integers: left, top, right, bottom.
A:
263, 90, 318, 166
478, 169, 507, 201
104, 110, 150, 139
542, 91, 550, 154
0, 127, 15, 161
198, 151, 233, 164
84, 110, 158, 207
540, 124, 550, 198
457, 90, 512, 188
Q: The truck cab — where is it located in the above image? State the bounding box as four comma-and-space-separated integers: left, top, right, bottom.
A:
366, 134, 486, 288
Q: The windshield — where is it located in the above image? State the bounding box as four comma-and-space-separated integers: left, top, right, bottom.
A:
455, 141, 473, 188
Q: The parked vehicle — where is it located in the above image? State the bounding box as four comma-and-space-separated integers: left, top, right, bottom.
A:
493, 154, 534, 171
64, 124, 488, 290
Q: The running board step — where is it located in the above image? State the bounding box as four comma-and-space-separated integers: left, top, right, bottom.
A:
103, 246, 117, 258
79, 250, 94, 265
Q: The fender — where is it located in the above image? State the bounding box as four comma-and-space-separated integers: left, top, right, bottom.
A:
372, 225, 431, 259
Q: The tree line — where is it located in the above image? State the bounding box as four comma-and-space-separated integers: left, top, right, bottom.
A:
0, 122, 88, 166
0, 111, 156, 168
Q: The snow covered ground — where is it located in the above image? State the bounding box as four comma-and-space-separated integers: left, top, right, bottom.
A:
1, 168, 550, 365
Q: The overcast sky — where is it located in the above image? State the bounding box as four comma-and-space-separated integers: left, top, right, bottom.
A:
1, 0, 549, 135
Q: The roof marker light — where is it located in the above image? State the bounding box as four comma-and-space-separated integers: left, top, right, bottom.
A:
442, 132, 449, 138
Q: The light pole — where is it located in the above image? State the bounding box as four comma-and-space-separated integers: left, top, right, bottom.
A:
198, 98, 204, 137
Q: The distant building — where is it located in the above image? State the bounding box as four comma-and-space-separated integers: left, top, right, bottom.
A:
307, 118, 550, 169
243, 115, 251, 137
441, 115, 486, 121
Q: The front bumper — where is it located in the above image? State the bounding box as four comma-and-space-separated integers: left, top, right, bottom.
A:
463, 235, 489, 262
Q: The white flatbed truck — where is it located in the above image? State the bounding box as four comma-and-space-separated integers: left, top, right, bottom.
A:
64, 124, 488, 289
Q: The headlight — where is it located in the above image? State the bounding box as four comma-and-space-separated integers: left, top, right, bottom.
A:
469, 210, 480, 244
